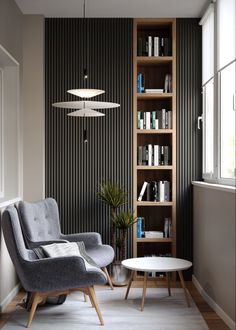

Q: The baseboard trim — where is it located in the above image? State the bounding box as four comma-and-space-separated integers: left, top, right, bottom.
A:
192, 275, 235, 330
0, 282, 21, 312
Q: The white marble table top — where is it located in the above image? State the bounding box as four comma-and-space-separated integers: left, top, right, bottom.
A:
122, 257, 192, 272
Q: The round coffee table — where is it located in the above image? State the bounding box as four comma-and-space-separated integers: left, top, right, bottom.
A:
122, 257, 192, 311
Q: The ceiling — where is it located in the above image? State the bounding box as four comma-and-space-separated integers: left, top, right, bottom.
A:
14, 0, 209, 18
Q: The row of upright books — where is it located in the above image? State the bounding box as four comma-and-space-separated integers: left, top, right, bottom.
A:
138, 181, 171, 202
137, 110, 172, 129
136, 73, 172, 93
136, 217, 172, 238
137, 37, 172, 57
138, 144, 171, 166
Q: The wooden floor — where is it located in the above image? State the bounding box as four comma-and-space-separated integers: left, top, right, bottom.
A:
0, 282, 230, 329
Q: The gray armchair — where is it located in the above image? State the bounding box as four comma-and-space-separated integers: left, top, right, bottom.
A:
2, 206, 107, 327
16, 198, 114, 289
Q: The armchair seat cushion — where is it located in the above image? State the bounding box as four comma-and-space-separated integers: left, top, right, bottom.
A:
86, 244, 114, 268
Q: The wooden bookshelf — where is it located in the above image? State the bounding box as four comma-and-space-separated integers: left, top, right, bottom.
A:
133, 18, 176, 280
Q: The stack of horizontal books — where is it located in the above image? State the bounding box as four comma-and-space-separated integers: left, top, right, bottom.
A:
144, 231, 164, 238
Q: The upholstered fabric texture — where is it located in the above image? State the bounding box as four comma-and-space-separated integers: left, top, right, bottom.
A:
1, 206, 107, 293
16, 198, 114, 268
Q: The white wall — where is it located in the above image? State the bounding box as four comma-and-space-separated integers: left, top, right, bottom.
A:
0, 0, 23, 312
193, 184, 235, 329
22, 15, 44, 202
0, 0, 44, 311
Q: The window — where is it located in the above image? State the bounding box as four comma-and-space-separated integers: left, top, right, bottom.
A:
220, 62, 236, 180
200, 0, 236, 186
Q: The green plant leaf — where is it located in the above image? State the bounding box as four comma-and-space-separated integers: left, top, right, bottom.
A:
97, 181, 128, 209
112, 210, 136, 230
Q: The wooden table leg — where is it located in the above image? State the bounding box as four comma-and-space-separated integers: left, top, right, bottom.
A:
166, 272, 171, 296
178, 271, 190, 307
141, 272, 148, 311
125, 270, 134, 300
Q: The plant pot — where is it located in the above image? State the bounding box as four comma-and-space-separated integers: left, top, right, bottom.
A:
111, 262, 130, 286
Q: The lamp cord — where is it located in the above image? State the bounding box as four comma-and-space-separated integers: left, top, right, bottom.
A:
83, 0, 88, 86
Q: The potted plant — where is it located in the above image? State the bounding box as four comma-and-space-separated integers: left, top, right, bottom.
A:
97, 181, 127, 251
97, 181, 135, 285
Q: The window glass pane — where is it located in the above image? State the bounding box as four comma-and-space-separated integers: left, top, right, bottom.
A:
220, 62, 236, 179
203, 79, 214, 177
217, 0, 236, 70
202, 5, 214, 84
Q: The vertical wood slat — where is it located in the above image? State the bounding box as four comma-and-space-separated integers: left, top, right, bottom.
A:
176, 18, 202, 278
45, 18, 133, 257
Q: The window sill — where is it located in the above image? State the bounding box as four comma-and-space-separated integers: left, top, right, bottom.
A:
192, 181, 236, 193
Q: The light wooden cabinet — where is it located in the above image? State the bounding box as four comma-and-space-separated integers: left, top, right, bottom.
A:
133, 18, 176, 279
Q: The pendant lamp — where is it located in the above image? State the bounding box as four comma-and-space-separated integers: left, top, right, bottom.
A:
52, 0, 120, 118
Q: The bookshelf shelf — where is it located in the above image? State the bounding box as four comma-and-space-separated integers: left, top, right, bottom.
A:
136, 129, 173, 134
137, 93, 173, 100
133, 18, 176, 280
136, 165, 173, 170
137, 238, 173, 243
136, 56, 173, 65
135, 201, 173, 206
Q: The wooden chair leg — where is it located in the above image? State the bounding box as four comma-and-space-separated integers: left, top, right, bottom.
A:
83, 293, 87, 302
27, 293, 41, 328
27, 293, 36, 311
102, 267, 114, 290
88, 286, 104, 325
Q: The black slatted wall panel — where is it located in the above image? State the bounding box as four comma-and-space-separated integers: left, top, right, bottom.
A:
176, 18, 202, 278
45, 18, 133, 256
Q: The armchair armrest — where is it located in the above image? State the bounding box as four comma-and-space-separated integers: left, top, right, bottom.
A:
60, 232, 102, 248
20, 255, 106, 292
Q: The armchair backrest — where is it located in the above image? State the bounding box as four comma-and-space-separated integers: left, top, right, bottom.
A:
17, 198, 61, 247
1, 206, 38, 289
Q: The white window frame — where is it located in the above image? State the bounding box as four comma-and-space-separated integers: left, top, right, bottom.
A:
200, 1, 236, 187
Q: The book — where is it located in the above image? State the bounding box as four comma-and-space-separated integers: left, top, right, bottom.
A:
145, 112, 151, 129
159, 181, 165, 202
154, 37, 159, 56
161, 109, 166, 128
140, 119, 144, 129
151, 111, 156, 129
144, 231, 164, 238
146, 182, 151, 201
137, 73, 145, 93
164, 146, 171, 165
151, 181, 158, 201
153, 145, 160, 166
145, 88, 163, 93
148, 144, 152, 166
148, 36, 152, 56
138, 181, 148, 201
155, 119, 159, 130
137, 217, 144, 238
137, 111, 141, 129
164, 181, 170, 201
160, 37, 164, 56
138, 146, 143, 165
